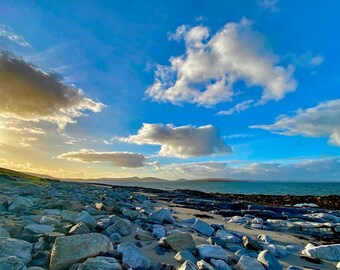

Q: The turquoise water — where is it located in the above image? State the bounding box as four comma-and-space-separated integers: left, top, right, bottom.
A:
99, 181, 340, 196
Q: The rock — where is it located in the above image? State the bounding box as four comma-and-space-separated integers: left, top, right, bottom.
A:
132, 194, 148, 203
227, 216, 245, 224
39, 216, 59, 226
151, 263, 176, 270
163, 232, 196, 253
49, 233, 112, 270
197, 245, 228, 262
97, 219, 111, 230
75, 211, 96, 228
76, 256, 121, 270
234, 249, 258, 261
263, 244, 289, 258
235, 255, 266, 270
106, 216, 132, 237
285, 245, 303, 253
175, 250, 198, 263
0, 226, 10, 238
135, 228, 154, 241
122, 209, 139, 220
216, 230, 241, 243
197, 260, 214, 270
286, 266, 303, 270
109, 233, 122, 243
209, 259, 232, 270
257, 234, 272, 244
178, 261, 199, 270
69, 222, 90, 235
118, 242, 151, 270
27, 267, 47, 270
257, 250, 283, 270
23, 224, 55, 235
153, 227, 166, 238
0, 256, 27, 270
191, 220, 214, 236
242, 236, 263, 251
61, 210, 78, 223
154, 245, 166, 255
8, 196, 33, 211
337, 261, 340, 270
0, 238, 33, 264
302, 243, 340, 261
148, 208, 174, 224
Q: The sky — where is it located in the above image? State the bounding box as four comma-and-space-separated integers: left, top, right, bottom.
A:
0, 0, 339, 181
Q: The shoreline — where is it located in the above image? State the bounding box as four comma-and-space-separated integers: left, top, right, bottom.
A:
0, 178, 339, 269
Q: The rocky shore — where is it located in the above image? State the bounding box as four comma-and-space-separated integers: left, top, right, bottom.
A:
0, 176, 339, 270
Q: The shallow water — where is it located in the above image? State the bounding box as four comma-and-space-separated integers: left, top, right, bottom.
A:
97, 181, 340, 196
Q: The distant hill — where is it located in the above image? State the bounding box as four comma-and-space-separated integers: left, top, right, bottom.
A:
64, 176, 169, 182
0, 167, 53, 184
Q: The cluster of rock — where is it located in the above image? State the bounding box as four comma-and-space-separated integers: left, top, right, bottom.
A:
0, 179, 339, 270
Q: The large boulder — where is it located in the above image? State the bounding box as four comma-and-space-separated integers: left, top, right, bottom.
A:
197, 245, 228, 262
148, 208, 174, 224
257, 250, 283, 270
0, 256, 27, 270
75, 211, 97, 228
242, 236, 263, 251
210, 259, 232, 270
235, 255, 266, 270
263, 244, 289, 258
7, 196, 33, 211
163, 232, 196, 253
76, 256, 121, 270
302, 244, 340, 261
49, 233, 112, 270
216, 230, 241, 244
117, 242, 151, 270
192, 220, 214, 237
175, 250, 197, 263
69, 223, 90, 235
106, 216, 132, 237
0, 238, 33, 264
197, 260, 214, 270
178, 261, 199, 270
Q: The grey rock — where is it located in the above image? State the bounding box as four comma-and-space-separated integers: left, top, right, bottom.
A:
118, 242, 151, 270
97, 219, 111, 230
235, 255, 266, 270
257, 234, 273, 244
27, 267, 48, 270
197, 244, 228, 262
61, 210, 78, 223
264, 244, 289, 258
109, 233, 122, 243
0, 256, 27, 270
76, 256, 121, 270
216, 230, 241, 243
69, 222, 90, 235
178, 261, 199, 270
151, 263, 176, 270
192, 220, 214, 236
175, 250, 198, 263
23, 224, 55, 235
210, 259, 232, 270
196, 260, 214, 270
75, 211, 96, 228
0, 238, 33, 264
106, 215, 132, 237
286, 267, 303, 270
163, 232, 196, 253
49, 233, 112, 270
302, 243, 340, 261
242, 236, 263, 251
135, 228, 154, 241
285, 245, 303, 253
153, 227, 166, 238
148, 208, 174, 224
122, 209, 139, 220
257, 250, 283, 270
8, 196, 33, 211
0, 226, 10, 238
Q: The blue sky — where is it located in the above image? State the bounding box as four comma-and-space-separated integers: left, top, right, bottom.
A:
0, 1, 339, 180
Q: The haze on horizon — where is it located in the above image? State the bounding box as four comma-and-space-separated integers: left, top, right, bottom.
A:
0, 1, 339, 181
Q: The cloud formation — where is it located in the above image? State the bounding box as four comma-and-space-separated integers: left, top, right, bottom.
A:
0, 25, 30, 47
147, 18, 297, 107
251, 99, 340, 146
120, 123, 231, 158
0, 53, 105, 129
58, 149, 148, 168
158, 158, 340, 181
218, 99, 254, 115
258, 0, 279, 12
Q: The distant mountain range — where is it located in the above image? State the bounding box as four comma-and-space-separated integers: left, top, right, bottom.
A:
0, 167, 246, 183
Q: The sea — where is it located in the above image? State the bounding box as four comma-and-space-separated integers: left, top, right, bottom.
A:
96, 181, 340, 196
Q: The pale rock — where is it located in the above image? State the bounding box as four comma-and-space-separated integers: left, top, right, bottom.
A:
210, 259, 232, 270
61, 210, 78, 223
175, 250, 197, 263
164, 232, 196, 253
197, 244, 228, 262
263, 244, 289, 258
197, 260, 214, 270
178, 261, 199, 270
257, 234, 272, 244
49, 233, 112, 270
0, 256, 27, 270
257, 250, 283, 270
192, 220, 214, 236
106, 215, 132, 237
69, 222, 90, 235
23, 224, 55, 235
0, 238, 33, 264
76, 256, 121, 270
8, 196, 33, 211
235, 255, 266, 270
216, 230, 241, 243
75, 211, 96, 228
302, 244, 340, 261
148, 208, 174, 224
118, 242, 151, 270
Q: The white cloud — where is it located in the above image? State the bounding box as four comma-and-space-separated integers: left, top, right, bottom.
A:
258, 0, 279, 12
120, 123, 231, 158
0, 53, 105, 129
0, 25, 31, 47
310, 55, 324, 67
226, 133, 254, 139
58, 149, 149, 168
157, 158, 340, 181
18, 137, 39, 147
218, 99, 254, 115
251, 99, 340, 146
147, 18, 297, 107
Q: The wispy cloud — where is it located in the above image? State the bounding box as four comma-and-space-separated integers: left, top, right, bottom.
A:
251, 99, 340, 146
218, 99, 254, 115
0, 25, 31, 47
147, 18, 297, 107
258, 0, 279, 12
119, 123, 231, 158
58, 149, 149, 168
